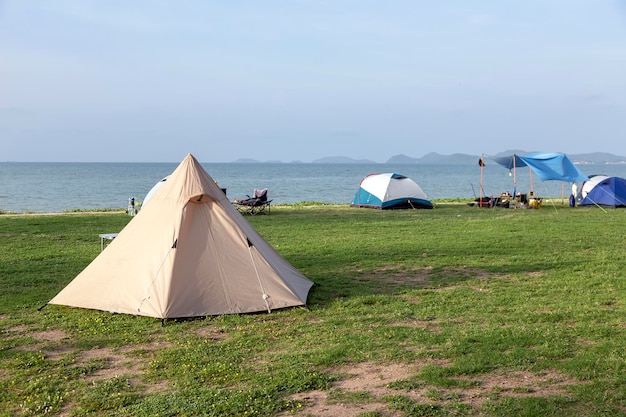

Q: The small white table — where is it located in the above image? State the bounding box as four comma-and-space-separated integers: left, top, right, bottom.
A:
99, 233, 118, 251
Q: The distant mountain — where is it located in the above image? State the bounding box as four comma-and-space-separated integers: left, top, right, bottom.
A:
233, 151, 626, 164
386, 153, 479, 165
386, 154, 419, 164
312, 156, 376, 164
492, 150, 532, 157
569, 152, 626, 164
417, 152, 479, 164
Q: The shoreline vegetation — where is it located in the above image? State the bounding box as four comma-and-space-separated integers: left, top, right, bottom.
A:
0, 197, 577, 216
2, 204, 625, 416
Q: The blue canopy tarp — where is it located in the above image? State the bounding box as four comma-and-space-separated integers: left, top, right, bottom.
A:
518, 153, 588, 183
490, 152, 588, 183
490, 154, 528, 170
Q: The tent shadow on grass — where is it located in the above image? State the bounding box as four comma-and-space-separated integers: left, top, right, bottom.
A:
304, 259, 577, 308
305, 267, 489, 303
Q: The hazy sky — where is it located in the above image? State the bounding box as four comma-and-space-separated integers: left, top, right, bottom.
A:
2, 1, 626, 162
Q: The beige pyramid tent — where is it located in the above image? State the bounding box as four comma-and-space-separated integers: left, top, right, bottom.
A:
49, 153, 314, 319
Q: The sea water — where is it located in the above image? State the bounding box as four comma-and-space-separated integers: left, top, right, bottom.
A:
1, 161, 625, 213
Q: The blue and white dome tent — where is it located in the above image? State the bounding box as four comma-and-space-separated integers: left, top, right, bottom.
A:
350, 173, 433, 210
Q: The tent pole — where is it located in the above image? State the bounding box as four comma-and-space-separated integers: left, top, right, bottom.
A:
513, 154, 517, 197
479, 154, 484, 204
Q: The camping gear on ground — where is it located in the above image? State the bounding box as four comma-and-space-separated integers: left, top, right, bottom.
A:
579, 176, 626, 208
233, 188, 272, 215
48, 154, 314, 319
528, 193, 543, 208
468, 196, 491, 207
350, 173, 433, 209
487, 152, 588, 207
128, 196, 138, 216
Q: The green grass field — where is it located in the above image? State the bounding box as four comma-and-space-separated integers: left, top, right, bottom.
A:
1, 203, 625, 416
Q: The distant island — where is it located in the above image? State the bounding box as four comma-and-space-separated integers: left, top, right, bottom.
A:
232, 151, 626, 165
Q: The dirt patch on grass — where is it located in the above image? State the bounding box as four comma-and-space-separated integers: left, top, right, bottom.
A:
196, 326, 231, 342
4, 324, 32, 334
13, 327, 73, 359
281, 362, 416, 417
31, 328, 69, 343
19, 328, 173, 394
356, 266, 499, 291
389, 316, 443, 333
280, 361, 579, 416
6, 323, 174, 394
455, 369, 576, 406
78, 342, 173, 393
81, 347, 139, 380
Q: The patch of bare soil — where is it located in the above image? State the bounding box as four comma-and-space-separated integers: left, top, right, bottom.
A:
452, 369, 576, 407
15, 326, 174, 394
388, 317, 443, 334
357, 266, 499, 291
280, 362, 416, 417
196, 326, 231, 342
31, 328, 69, 343
80, 347, 136, 379
78, 342, 173, 393
13, 328, 73, 360
52, 342, 172, 417
279, 361, 580, 417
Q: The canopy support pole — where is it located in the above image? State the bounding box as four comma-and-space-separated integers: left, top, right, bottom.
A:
513, 155, 517, 197
479, 154, 484, 204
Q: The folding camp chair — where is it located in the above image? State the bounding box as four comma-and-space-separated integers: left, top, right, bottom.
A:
233, 188, 272, 215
